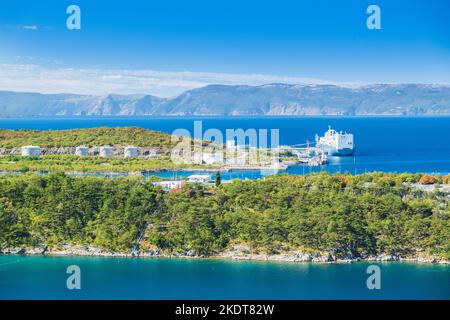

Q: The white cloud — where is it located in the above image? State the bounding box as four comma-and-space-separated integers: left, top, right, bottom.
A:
0, 63, 361, 97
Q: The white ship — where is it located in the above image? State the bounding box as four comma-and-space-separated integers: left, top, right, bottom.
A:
315, 126, 354, 156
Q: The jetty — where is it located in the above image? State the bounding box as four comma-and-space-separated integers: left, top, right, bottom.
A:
281, 145, 329, 166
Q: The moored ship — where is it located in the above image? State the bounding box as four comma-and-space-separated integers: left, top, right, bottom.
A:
315, 126, 354, 156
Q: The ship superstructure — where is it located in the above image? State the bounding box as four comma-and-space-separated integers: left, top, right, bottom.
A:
315, 126, 354, 156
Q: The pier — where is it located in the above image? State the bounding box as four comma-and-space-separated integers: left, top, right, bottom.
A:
281, 144, 329, 166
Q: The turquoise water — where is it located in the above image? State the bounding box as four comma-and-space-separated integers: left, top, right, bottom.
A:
0, 256, 449, 299
1, 116, 450, 176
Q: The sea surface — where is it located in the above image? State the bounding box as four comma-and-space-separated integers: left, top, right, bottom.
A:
0, 256, 449, 300
1, 116, 450, 179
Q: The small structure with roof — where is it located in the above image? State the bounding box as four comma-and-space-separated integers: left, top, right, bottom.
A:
21, 146, 41, 157
152, 180, 185, 192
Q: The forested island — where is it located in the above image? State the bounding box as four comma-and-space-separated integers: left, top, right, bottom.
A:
1, 171, 449, 263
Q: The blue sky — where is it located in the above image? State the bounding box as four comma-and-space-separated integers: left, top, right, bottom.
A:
0, 0, 449, 96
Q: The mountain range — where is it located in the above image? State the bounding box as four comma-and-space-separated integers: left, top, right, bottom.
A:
1, 83, 450, 116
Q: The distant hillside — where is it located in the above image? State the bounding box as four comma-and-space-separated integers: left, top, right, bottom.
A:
0, 127, 173, 148
1, 83, 450, 116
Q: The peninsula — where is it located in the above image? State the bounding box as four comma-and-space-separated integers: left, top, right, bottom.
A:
1, 171, 449, 264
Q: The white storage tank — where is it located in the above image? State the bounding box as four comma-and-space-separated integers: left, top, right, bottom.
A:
124, 146, 138, 158
21, 146, 41, 157
75, 146, 89, 156
99, 146, 114, 157
148, 149, 161, 158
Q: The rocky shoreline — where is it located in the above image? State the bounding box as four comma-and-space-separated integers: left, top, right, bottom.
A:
1, 244, 448, 265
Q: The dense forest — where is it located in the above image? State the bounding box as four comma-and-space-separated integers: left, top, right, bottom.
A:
0, 172, 449, 260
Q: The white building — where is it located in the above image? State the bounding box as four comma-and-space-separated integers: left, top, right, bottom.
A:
124, 146, 138, 158
188, 174, 211, 184
192, 152, 224, 165
99, 146, 114, 157
202, 152, 224, 165
75, 146, 89, 156
21, 146, 41, 157
193, 152, 203, 164
152, 180, 185, 192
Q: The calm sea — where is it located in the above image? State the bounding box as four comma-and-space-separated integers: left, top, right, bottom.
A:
0, 255, 449, 300
1, 116, 450, 178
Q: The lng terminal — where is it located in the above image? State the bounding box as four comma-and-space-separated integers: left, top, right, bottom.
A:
284, 126, 354, 166
6, 126, 354, 183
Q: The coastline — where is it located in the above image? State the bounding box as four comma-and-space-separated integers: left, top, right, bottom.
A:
0, 164, 287, 176
2, 245, 449, 265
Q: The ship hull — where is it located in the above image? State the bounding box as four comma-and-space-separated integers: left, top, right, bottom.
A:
319, 145, 354, 156
332, 148, 354, 156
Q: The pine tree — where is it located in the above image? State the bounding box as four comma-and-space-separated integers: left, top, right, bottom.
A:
215, 171, 221, 187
